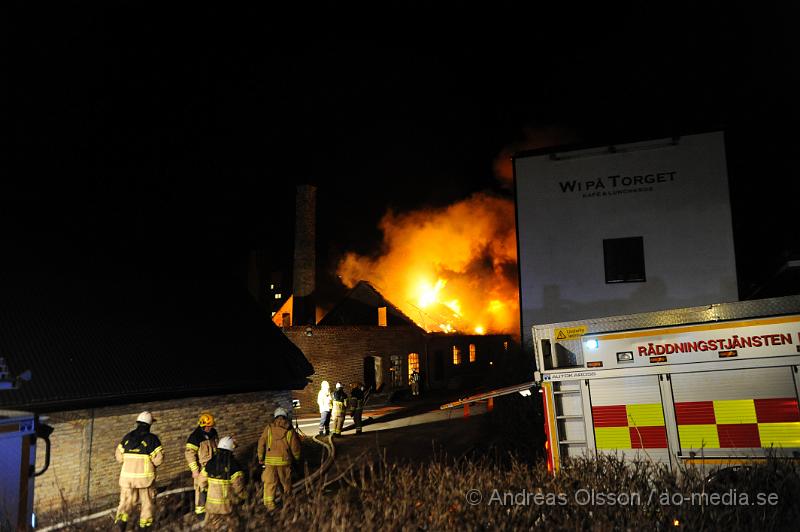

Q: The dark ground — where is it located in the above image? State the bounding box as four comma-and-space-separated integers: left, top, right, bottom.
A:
324, 389, 545, 482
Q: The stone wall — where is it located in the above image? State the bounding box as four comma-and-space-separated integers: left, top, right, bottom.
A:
34, 390, 292, 524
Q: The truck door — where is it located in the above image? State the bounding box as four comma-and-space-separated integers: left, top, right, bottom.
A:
589, 375, 672, 464
671, 366, 800, 458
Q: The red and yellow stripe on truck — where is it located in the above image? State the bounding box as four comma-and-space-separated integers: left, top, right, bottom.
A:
676, 397, 800, 448
593, 403, 667, 448
590, 398, 800, 450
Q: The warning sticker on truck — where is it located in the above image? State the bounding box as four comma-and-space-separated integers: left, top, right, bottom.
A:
555, 326, 587, 340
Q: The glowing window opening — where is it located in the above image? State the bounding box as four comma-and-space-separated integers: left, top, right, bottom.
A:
407, 353, 419, 381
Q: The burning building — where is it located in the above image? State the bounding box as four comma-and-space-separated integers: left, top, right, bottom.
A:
276, 186, 516, 413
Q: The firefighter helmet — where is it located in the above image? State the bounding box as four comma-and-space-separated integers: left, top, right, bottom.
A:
336, 382, 342, 389
198, 413, 215, 427
218, 436, 236, 451
136, 411, 155, 425
274, 407, 288, 419
321, 380, 330, 390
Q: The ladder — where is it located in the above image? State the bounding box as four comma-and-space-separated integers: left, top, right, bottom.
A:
551, 380, 588, 459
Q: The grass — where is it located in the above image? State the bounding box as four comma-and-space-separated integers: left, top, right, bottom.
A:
240, 452, 797, 531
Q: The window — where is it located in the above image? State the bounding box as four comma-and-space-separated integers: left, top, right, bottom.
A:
603, 236, 646, 283
407, 353, 419, 381
390, 355, 403, 387
503, 341, 509, 351
378, 306, 387, 327
274, 293, 282, 299
452, 346, 462, 365
469, 344, 476, 363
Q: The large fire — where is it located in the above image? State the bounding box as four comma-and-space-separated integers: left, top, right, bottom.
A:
337, 192, 519, 336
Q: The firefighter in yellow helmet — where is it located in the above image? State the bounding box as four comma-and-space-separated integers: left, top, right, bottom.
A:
257, 407, 301, 510
114, 411, 164, 531
185, 412, 219, 520
198, 436, 245, 531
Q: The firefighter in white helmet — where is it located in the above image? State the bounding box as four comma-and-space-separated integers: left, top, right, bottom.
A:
185, 412, 219, 520
198, 436, 245, 530
257, 407, 301, 510
114, 411, 164, 531
331, 382, 348, 436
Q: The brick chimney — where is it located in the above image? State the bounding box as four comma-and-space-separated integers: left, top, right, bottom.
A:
292, 184, 316, 325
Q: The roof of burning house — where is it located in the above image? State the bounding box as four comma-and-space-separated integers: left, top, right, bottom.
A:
0, 269, 313, 413
318, 281, 423, 328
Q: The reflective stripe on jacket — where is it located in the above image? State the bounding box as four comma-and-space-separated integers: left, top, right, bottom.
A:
116, 429, 163, 488
199, 452, 245, 515
185, 426, 218, 472
257, 417, 301, 466
332, 389, 347, 416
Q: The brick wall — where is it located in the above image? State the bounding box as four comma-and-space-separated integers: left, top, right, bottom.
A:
34, 390, 292, 524
283, 326, 426, 415
283, 326, 513, 413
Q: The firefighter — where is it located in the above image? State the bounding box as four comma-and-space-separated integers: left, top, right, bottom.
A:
114, 411, 164, 531
411, 369, 421, 396
185, 412, 219, 520
317, 380, 332, 435
257, 407, 301, 510
331, 382, 348, 436
350, 383, 366, 434
198, 436, 245, 531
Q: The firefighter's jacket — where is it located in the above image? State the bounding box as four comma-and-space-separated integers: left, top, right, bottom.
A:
332, 389, 347, 416
349, 387, 365, 411
257, 417, 301, 467
115, 425, 164, 488
198, 451, 245, 514
185, 426, 219, 473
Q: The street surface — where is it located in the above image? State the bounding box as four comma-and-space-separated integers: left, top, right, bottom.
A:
295, 391, 493, 480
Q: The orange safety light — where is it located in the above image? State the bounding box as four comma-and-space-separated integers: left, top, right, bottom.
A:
718, 350, 738, 358
586, 361, 603, 368
649, 355, 668, 363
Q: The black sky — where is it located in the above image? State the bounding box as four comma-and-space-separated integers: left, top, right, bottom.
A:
7, 3, 799, 300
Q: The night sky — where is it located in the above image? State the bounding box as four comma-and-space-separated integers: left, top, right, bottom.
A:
7, 3, 798, 304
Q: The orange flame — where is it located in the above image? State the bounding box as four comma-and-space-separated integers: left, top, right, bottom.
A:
337, 192, 519, 336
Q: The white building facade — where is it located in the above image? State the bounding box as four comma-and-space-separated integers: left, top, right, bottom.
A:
514, 131, 738, 348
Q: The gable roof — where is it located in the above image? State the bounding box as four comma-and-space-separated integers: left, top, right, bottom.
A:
318, 281, 422, 328
0, 271, 313, 412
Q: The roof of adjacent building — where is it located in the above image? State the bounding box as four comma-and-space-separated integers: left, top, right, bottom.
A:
0, 269, 313, 412
318, 281, 423, 328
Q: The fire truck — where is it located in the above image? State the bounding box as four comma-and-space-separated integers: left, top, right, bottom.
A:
1, 358, 51, 530
533, 296, 800, 472
440, 296, 800, 472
